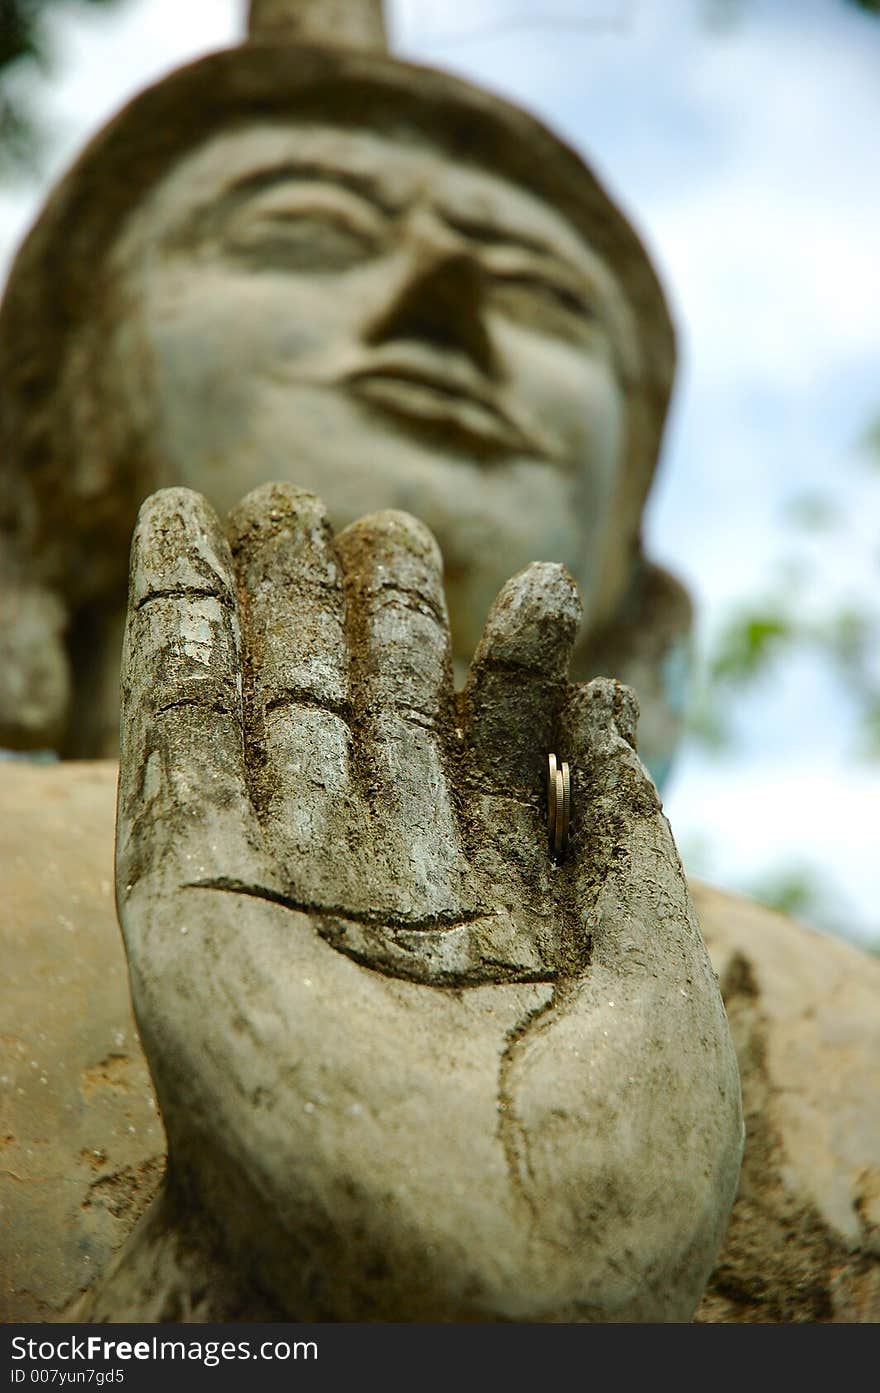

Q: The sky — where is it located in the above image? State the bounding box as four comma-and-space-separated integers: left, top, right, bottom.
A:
1, 0, 878, 945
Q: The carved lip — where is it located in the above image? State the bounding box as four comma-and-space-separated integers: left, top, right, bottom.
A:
345, 359, 539, 455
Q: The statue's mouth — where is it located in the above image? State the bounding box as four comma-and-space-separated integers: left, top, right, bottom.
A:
345, 359, 540, 456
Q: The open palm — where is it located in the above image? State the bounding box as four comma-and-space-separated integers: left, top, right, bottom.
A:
103, 482, 742, 1322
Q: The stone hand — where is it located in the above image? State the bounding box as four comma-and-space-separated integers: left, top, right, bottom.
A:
111, 482, 742, 1322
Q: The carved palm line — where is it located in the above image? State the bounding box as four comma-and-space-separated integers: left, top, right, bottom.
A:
180, 686, 572, 988
126, 487, 590, 989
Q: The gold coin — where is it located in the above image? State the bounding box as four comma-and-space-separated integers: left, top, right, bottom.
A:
560, 760, 571, 850
553, 766, 565, 858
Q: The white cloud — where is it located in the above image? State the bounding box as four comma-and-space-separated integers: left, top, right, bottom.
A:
665, 752, 880, 946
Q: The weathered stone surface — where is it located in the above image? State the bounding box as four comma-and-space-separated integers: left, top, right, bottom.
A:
3, 759, 878, 1318
693, 882, 880, 1322
0, 759, 163, 1322
65, 484, 738, 1323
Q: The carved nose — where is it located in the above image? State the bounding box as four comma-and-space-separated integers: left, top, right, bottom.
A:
365, 249, 497, 376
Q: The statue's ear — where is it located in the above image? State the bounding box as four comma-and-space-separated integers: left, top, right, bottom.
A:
0, 580, 71, 754
572, 556, 694, 792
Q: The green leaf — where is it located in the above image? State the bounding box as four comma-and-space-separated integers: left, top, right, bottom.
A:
709, 610, 794, 685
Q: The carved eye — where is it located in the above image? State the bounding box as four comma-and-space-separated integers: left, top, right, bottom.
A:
489, 271, 598, 338
228, 212, 377, 270
222, 186, 387, 272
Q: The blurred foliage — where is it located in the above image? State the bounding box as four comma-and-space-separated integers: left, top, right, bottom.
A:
696, 594, 880, 758
0, 0, 126, 178
689, 437, 880, 765
746, 863, 839, 925
724, 202, 880, 935
687, 434, 880, 946
860, 414, 880, 462
743, 863, 880, 955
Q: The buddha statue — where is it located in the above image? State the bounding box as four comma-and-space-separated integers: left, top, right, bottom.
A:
1, 0, 877, 1325
0, 0, 688, 787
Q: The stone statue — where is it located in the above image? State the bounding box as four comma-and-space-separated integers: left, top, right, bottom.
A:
1, 0, 878, 1324
63, 480, 739, 1321
0, 0, 688, 786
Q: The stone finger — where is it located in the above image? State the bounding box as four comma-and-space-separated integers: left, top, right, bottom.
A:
558, 676, 653, 842
117, 487, 256, 900
335, 510, 463, 917
510, 680, 744, 1314
557, 676, 684, 977
461, 561, 582, 798
226, 483, 353, 860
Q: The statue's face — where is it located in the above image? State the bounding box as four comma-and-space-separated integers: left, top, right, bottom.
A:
113, 123, 636, 658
